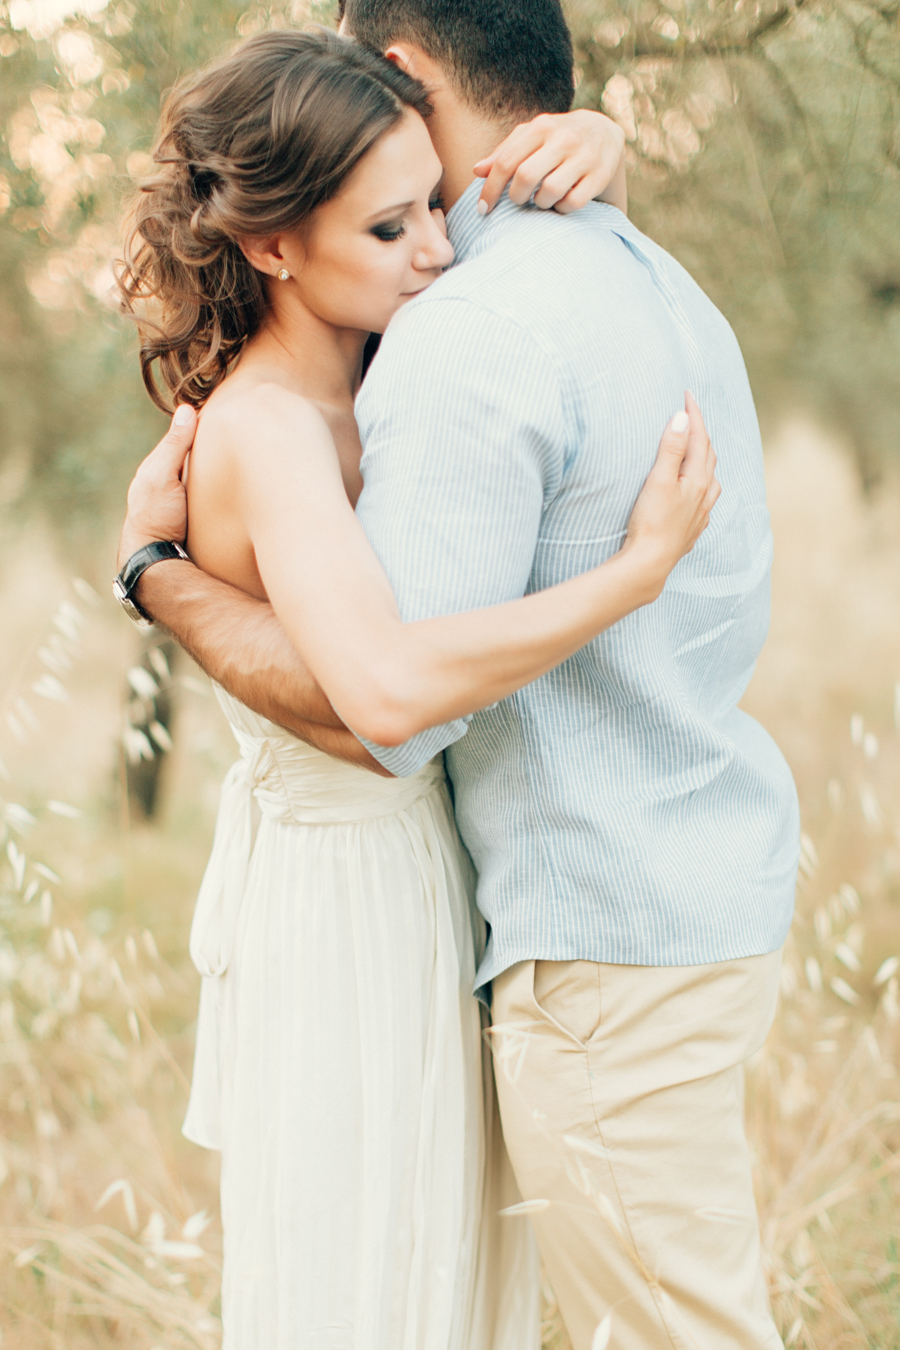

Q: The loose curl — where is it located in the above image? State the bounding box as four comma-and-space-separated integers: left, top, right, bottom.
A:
118, 29, 431, 412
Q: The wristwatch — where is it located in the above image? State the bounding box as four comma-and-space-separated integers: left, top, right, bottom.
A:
112, 541, 190, 627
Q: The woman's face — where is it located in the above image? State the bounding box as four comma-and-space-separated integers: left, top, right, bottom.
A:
282, 109, 455, 335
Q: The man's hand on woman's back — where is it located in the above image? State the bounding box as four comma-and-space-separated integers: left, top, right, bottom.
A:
117, 404, 197, 569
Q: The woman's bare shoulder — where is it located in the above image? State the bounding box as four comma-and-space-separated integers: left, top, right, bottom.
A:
196, 377, 334, 464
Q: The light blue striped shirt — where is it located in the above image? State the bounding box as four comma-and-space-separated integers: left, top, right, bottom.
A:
355, 181, 799, 994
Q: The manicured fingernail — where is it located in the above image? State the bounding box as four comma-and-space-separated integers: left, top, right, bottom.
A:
671, 411, 689, 434
476, 199, 489, 216
174, 405, 194, 425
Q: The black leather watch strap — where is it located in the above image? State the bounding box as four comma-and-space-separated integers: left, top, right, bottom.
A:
112, 541, 190, 626
117, 541, 189, 596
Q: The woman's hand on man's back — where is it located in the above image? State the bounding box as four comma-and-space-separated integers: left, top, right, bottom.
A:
622, 393, 721, 594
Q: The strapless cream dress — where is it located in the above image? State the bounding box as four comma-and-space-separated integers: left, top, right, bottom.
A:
183, 687, 539, 1350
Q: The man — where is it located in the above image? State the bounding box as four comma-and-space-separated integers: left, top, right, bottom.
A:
116, 2, 799, 1346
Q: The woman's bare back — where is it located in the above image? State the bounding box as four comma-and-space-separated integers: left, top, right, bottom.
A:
186, 356, 364, 602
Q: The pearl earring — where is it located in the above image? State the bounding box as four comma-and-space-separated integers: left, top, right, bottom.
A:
277, 268, 290, 281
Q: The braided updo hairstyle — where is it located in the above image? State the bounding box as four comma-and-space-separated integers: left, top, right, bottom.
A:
118, 29, 431, 411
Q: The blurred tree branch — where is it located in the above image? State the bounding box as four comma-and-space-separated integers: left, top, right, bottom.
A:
0, 0, 897, 522
569, 0, 900, 484
627, 0, 817, 60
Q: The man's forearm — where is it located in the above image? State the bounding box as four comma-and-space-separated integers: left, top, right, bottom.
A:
278, 716, 393, 776
135, 560, 338, 725
134, 560, 389, 774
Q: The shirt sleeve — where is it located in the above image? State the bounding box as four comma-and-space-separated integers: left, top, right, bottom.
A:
353, 294, 568, 776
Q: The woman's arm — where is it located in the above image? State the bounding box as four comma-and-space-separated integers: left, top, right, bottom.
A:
131, 557, 393, 774
474, 110, 628, 216
239, 388, 717, 749
115, 415, 390, 773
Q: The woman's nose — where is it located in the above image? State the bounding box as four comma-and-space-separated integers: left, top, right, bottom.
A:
413, 221, 455, 273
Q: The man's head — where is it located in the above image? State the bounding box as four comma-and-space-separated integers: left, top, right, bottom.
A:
338, 0, 574, 122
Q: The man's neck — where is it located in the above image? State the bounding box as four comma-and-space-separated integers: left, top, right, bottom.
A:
427, 98, 514, 210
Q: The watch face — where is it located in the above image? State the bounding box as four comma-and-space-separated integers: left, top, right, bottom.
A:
111, 580, 153, 629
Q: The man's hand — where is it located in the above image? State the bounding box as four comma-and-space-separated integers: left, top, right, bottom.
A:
474, 110, 627, 217
117, 404, 197, 570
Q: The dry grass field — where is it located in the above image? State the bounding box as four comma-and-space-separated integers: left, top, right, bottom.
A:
0, 420, 898, 1349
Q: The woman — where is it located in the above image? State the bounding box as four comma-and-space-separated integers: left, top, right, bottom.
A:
119, 28, 718, 1350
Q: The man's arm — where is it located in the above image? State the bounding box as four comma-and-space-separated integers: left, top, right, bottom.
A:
118, 411, 389, 775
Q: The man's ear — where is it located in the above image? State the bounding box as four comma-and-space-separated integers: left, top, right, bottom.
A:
383, 41, 445, 92
383, 41, 415, 73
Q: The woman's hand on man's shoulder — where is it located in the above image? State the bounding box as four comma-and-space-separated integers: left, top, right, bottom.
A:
473, 109, 627, 217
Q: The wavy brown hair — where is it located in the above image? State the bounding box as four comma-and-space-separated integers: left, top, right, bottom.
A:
118, 29, 431, 411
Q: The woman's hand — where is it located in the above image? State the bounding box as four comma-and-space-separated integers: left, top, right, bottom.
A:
622, 392, 721, 596
474, 109, 627, 217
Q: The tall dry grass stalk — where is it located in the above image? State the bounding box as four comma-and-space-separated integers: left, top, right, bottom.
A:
0, 423, 898, 1347
0, 554, 226, 1348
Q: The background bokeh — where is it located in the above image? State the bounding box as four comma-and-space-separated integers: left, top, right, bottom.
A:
0, 0, 898, 1346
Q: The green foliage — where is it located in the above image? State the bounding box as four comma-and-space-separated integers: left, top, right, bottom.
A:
568, 0, 900, 484
0, 0, 338, 550
0, 0, 897, 549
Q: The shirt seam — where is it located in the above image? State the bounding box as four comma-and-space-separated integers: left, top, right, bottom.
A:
394, 292, 577, 481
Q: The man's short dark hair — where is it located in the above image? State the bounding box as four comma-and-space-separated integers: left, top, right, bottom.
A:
338, 0, 574, 120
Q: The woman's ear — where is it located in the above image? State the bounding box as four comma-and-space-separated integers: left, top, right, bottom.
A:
238, 235, 303, 279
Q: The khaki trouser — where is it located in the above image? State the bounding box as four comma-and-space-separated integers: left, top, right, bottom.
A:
490, 952, 784, 1350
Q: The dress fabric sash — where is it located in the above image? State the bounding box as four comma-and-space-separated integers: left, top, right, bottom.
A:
188, 722, 444, 981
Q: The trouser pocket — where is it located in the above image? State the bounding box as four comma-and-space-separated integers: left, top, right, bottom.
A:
532, 959, 603, 1046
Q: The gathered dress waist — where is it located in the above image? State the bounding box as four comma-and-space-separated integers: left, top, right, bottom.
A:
189, 722, 445, 979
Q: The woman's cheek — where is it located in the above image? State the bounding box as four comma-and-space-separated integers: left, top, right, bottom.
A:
371, 256, 405, 306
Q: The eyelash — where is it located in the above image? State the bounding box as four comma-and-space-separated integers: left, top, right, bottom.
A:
371, 196, 444, 243
371, 222, 405, 243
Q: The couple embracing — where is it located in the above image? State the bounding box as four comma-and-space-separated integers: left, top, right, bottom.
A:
114, 1, 800, 1346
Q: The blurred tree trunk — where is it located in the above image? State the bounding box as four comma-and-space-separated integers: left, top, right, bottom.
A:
123, 636, 179, 821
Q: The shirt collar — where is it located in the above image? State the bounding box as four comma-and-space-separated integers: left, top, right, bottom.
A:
445, 179, 527, 266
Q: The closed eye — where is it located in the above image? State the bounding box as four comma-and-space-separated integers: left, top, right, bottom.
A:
369, 195, 444, 243
370, 220, 405, 242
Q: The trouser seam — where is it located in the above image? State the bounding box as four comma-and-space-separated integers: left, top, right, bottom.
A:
585, 1048, 685, 1350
